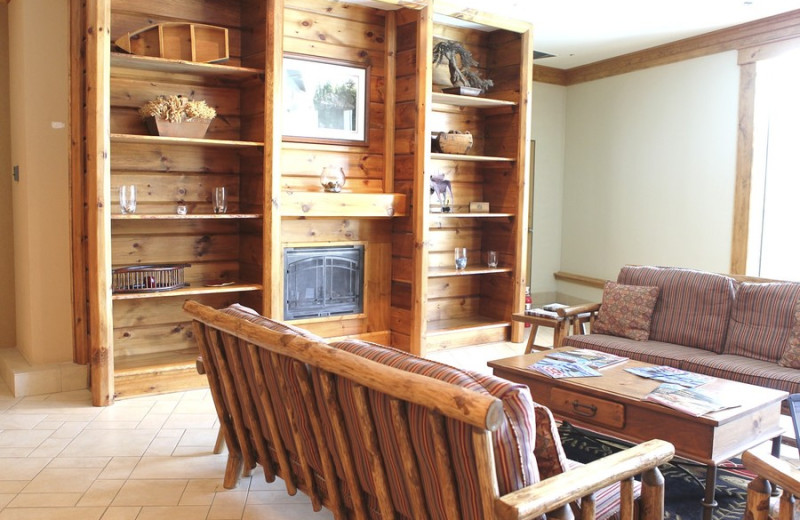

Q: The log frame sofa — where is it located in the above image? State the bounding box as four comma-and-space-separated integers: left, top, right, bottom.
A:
560, 265, 800, 400
184, 300, 675, 520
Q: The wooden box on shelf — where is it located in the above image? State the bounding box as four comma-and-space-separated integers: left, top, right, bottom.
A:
143, 117, 212, 138
115, 22, 230, 64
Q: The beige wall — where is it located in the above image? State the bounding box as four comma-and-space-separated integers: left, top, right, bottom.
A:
530, 52, 741, 302
0, 4, 15, 350
8, 0, 72, 364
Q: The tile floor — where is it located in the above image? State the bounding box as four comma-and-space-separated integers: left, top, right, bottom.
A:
0, 335, 531, 520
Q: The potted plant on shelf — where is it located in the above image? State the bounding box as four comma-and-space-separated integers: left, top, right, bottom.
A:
139, 95, 217, 138
432, 39, 494, 95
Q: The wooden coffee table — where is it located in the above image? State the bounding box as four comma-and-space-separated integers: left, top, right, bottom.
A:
489, 349, 788, 520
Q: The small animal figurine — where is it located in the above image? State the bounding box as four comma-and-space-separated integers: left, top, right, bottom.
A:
430, 172, 454, 212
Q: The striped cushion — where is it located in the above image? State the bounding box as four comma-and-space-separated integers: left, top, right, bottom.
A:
724, 282, 800, 362
680, 353, 800, 394
220, 304, 324, 342
618, 266, 735, 353
564, 334, 717, 368
779, 300, 800, 368
327, 339, 539, 520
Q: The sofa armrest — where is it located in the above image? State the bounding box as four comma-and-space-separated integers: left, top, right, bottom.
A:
495, 439, 674, 520
555, 303, 601, 319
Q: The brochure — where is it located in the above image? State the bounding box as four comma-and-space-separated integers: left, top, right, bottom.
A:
625, 365, 713, 388
644, 383, 735, 417
546, 348, 629, 369
527, 358, 602, 379
526, 308, 560, 319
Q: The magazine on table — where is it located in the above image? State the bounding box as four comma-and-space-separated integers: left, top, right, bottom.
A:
644, 383, 738, 416
527, 358, 602, 379
526, 303, 571, 318
625, 365, 713, 388
546, 348, 629, 369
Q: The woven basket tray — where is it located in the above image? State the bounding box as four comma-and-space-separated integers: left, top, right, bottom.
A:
112, 264, 190, 293
432, 131, 473, 154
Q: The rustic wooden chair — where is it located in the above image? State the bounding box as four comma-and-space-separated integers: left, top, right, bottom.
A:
742, 449, 800, 520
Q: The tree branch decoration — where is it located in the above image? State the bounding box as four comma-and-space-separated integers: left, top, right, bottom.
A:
432, 40, 494, 93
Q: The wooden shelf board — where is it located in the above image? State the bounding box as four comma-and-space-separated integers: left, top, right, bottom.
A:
431, 153, 515, 162
429, 212, 514, 219
280, 191, 408, 218
426, 315, 510, 335
428, 266, 513, 277
111, 133, 264, 148
112, 283, 262, 300
114, 348, 199, 374
432, 92, 516, 108
111, 52, 263, 80
111, 213, 262, 220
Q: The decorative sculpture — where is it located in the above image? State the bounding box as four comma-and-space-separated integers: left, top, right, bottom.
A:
430, 172, 454, 213
432, 40, 494, 93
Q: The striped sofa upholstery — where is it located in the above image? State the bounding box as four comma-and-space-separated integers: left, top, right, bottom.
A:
565, 266, 800, 395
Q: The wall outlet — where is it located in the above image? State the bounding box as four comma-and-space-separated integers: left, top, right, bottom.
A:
12, 165, 18, 182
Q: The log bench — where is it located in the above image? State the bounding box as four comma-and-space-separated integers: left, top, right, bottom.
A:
184, 300, 675, 520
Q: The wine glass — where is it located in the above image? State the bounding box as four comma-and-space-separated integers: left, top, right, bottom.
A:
454, 247, 467, 270
119, 185, 136, 214
213, 186, 227, 214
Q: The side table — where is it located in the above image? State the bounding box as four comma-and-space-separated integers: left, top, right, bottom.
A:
512, 312, 572, 353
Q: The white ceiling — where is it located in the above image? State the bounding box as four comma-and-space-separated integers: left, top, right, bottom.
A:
454, 0, 800, 69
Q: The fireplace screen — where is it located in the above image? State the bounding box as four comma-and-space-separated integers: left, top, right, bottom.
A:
284, 245, 364, 320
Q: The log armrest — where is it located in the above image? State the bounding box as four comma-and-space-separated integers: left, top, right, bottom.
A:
742, 449, 800, 520
496, 439, 675, 520
555, 303, 601, 319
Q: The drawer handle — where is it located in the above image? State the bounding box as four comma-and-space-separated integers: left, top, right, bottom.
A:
571, 400, 597, 417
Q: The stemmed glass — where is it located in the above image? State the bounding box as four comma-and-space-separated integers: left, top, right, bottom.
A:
119, 185, 136, 214
454, 247, 467, 271
213, 186, 227, 214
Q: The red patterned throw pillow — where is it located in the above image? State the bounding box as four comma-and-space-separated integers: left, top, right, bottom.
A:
779, 299, 800, 368
593, 282, 660, 341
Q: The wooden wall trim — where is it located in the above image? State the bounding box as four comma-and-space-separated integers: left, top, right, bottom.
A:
730, 62, 756, 275
553, 271, 607, 289
561, 9, 800, 85
532, 65, 567, 86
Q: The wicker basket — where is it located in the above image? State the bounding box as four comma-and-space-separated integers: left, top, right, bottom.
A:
112, 264, 190, 293
432, 131, 473, 154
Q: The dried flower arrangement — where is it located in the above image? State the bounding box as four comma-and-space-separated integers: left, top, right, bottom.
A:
138, 95, 217, 123
432, 40, 494, 93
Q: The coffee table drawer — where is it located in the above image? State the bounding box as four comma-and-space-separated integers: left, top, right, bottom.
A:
550, 387, 625, 428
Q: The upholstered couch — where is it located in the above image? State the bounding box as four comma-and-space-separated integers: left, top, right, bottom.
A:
184, 300, 674, 520
562, 265, 800, 396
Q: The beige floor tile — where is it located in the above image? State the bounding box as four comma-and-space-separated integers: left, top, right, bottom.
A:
207, 490, 248, 520
0, 481, 27, 493
99, 507, 141, 520
61, 429, 158, 457
0, 414, 47, 429
0, 458, 50, 480
7, 492, 82, 507
112, 479, 188, 506
130, 454, 228, 480
28, 436, 73, 458
0, 429, 52, 448
76, 479, 125, 507
49, 421, 88, 438
156, 428, 186, 439
179, 478, 225, 506
0, 508, 105, 520
0, 494, 13, 509
143, 435, 181, 456
0, 447, 33, 457
162, 413, 217, 430
97, 457, 141, 480
22, 467, 102, 494
243, 503, 335, 519
34, 420, 65, 430
178, 428, 219, 447
135, 505, 210, 520
246, 489, 314, 505
46, 456, 111, 469
137, 413, 170, 430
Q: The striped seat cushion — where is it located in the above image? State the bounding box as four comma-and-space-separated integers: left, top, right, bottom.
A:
618, 266, 735, 353
564, 334, 718, 368
679, 353, 800, 394
724, 282, 800, 362
325, 339, 539, 520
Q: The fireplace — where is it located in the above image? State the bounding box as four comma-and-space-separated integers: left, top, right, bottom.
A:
284, 245, 364, 320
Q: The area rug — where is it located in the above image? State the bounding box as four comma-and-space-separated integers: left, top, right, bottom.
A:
557, 422, 751, 520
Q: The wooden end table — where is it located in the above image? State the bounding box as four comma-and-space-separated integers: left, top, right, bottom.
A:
512, 312, 571, 352
489, 349, 787, 520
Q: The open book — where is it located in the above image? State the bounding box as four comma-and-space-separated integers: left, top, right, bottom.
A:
547, 348, 628, 369
644, 383, 737, 416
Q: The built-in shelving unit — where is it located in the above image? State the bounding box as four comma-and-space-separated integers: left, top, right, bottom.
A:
390, 4, 532, 355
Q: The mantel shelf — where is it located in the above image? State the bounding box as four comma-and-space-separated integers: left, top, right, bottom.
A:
429, 212, 514, 219
111, 213, 262, 220
432, 92, 516, 108
110, 133, 264, 148
280, 191, 408, 218
428, 266, 513, 277
431, 153, 515, 162
112, 283, 262, 300
111, 52, 264, 81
